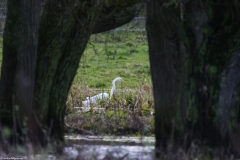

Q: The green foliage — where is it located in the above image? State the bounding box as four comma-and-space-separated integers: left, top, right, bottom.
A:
106, 110, 114, 118
65, 83, 154, 135
135, 132, 141, 137
149, 119, 154, 127
16, 145, 27, 154
2, 127, 11, 138
14, 105, 19, 111
116, 110, 129, 117
119, 121, 127, 127
205, 147, 212, 160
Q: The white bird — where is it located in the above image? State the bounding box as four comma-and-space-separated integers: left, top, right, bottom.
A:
82, 77, 126, 108
82, 92, 109, 107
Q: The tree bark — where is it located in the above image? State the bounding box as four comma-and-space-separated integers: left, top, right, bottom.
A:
14, 0, 44, 146
0, 0, 20, 129
146, 0, 240, 157
92, 2, 143, 34
33, 0, 103, 142
146, 0, 187, 156
0, 0, 44, 146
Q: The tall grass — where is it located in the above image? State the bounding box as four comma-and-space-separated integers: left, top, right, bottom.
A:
65, 83, 155, 135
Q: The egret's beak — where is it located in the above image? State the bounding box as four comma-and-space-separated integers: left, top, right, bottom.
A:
122, 80, 127, 84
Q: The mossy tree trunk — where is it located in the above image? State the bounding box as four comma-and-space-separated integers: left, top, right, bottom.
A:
15, 0, 43, 146
146, 0, 187, 156
33, 0, 103, 141
92, 1, 143, 34
0, 0, 43, 146
0, 0, 20, 129
146, 0, 240, 157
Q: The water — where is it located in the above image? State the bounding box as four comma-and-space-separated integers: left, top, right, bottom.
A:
61, 144, 154, 160
66, 135, 155, 144
0, 135, 155, 160
62, 135, 155, 160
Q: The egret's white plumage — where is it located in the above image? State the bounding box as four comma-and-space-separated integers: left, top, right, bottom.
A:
82, 92, 109, 107
82, 77, 126, 108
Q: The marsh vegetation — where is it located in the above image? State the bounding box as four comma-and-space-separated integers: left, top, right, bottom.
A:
65, 24, 155, 135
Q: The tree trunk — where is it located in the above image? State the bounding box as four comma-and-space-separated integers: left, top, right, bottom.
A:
14, 0, 43, 146
146, 0, 240, 157
217, 49, 240, 154
146, 0, 187, 157
185, 0, 240, 148
0, 0, 20, 129
92, 2, 143, 34
0, 0, 44, 146
33, 1, 103, 142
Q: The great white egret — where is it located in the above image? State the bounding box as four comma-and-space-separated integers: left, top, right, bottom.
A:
82, 77, 126, 108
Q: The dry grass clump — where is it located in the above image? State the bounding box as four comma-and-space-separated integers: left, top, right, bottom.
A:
65, 110, 154, 135
66, 83, 154, 115
65, 83, 154, 135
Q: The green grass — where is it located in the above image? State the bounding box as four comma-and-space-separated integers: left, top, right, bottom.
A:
74, 31, 151, 89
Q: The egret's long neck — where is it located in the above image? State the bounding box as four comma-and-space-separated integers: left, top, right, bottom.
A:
110, 81, 116, 98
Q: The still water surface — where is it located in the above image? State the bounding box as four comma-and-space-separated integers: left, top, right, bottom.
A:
61, 135, 155, 160
1, 135, 155, 160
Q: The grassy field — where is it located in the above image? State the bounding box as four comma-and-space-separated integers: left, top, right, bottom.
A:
75, 30, 151, 89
